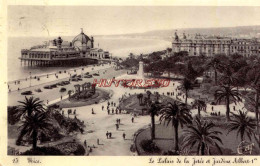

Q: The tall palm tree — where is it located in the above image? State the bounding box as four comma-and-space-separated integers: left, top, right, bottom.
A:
181, 78, 193, 105
18, 112, 53, 149
147, 100, 161, 140
16, 96, 45, 118
215, 85, 241, 121
246, 66, 260, 136
159, 101, 192, 152
137, 93, 143, 105
206, 56, 222, 84
16, 97, 46, 145
227, 111, 256, 142
182, 116, 223, 155
192, 99, 207, 119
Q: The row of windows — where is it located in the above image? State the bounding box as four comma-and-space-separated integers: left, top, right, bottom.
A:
29, 54, 50, 59
176, 45, 260, 50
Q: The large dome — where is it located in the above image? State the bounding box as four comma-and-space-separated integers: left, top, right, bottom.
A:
72, 29, 91, 45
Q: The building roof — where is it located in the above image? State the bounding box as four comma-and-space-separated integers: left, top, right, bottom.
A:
72, 29, 91, 45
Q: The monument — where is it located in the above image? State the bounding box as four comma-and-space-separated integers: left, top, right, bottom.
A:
137, 61, 144, 79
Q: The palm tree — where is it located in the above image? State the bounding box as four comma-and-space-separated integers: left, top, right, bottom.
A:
181, 78, 193, 105
147, 100, 161, 140
18, 112, 53, 149
192, 99, 207, 119
246, 66, 260, 136
215, 85, 241, 121
206, 55, 226, 84
159, 101, 192, 152
16, 96, 45, 118
137, 93, 143, 105
182, 116, 223, 155
227, 111, 256, 142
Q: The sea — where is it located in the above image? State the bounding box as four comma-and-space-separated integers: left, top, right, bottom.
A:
7, 36, 171, 82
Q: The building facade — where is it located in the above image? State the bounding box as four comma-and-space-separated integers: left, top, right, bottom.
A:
172, 32, 260, 57
20, 29, 111, 66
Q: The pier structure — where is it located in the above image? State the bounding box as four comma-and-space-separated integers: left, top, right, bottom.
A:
20, 29, 114, 67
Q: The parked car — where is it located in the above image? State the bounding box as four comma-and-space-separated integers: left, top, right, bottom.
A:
21, 91, 32, 95
71, 78, 79, 82
35, 88, 42, 92
59, 87, 66, 92
71, 74, 77, 78
78, 78, 83, 81
84, 72, 89, 75
93, 73, 100, 76
50, 84, 57, 88
84, 75, 92, 78
44, 85, 52, 89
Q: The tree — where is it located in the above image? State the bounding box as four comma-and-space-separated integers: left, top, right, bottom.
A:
18, 112, 53, 149
137, 93, 143, 105
67, 90, 73, 100
159, 101, 192, 152
181, 78, 193, 105
227, 111, 256, 142
146, 90, 152, 100
246, 65, 260, 136
182, 116, 223, 155
147, 100, 161, 140
206, 56, 222, 84
17, 96, 45, 119
192, 99, 207, 119
155, 92, 160, 101
215, 85, 241, 121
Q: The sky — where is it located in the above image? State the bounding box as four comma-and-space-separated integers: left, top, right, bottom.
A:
7, 6, 260, 37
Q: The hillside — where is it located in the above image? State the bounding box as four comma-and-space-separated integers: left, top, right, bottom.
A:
102, 25, 260, 39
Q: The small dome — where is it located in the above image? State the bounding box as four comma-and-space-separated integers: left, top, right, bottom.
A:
72, 28, 91, 45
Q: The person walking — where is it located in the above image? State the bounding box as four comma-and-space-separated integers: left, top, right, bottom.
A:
84, 140, 87, 147
61, 95, 63, 100
131, 117, 134, 123
211, 106, 214, 111
102, 105, 104, 110
97, 139, 99, 145
106, 131, 109, 139
123, 133, 126, 140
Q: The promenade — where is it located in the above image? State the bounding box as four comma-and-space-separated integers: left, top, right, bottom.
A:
8, 64, 126, 106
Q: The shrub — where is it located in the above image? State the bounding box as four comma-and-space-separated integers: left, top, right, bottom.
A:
8, 106, 20, 125
162, 150, 180, 155
140, 139, 160, 153
54, 142, 85, 155
73, 144, 85, 155
22, 147, 64, 155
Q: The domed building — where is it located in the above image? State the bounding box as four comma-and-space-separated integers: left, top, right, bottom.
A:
72, 28, 94, 53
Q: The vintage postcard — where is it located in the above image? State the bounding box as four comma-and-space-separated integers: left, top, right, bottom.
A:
1, 0, 260, 166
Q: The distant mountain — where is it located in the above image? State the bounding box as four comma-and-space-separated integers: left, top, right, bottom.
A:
103, 25, 260, 39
